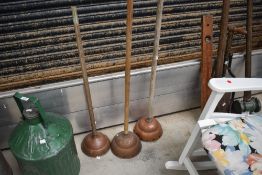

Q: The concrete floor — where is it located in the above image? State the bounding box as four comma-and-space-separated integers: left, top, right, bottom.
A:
3, 108, 220, 175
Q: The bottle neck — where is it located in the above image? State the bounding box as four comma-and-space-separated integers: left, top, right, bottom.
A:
23, 108, 42, 125
25, 116, 42, 125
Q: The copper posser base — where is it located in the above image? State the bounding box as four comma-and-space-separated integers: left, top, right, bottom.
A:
81, 132, 110, 157
134, 117, 163, 141
111, 131, 141, 159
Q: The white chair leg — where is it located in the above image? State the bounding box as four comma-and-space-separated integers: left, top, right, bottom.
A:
192, 148, 207, 157
165, 92, 224, 174
178, 92, 224, 164
178, 125, 201, 164
165, 159, 216, 171
184, 157, 200, 175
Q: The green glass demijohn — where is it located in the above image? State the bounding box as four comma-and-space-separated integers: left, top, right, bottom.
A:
9, 92, 80, 175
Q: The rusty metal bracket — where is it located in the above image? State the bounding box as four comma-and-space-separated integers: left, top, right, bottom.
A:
201, 15, 213, 109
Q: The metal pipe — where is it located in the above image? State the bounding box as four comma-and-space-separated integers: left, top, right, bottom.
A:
244, 0, 252, 101
71, 6, 96, 135
214, 0, 230, 77
148, 0, 164, 121
124, 0, 133, 134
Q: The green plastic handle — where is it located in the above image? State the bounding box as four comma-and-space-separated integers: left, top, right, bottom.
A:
13, 92, 47, 127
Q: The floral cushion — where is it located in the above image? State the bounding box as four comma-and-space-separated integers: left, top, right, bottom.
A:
202, 115, 262, 175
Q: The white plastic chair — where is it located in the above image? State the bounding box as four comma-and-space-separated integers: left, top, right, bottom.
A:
165, 78, 262, 175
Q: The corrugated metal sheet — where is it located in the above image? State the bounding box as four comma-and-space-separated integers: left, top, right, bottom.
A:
0, 0, 261, 91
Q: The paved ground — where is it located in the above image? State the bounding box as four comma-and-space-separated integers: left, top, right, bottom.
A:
3, 107, 221, 175
6, 93, 262, 175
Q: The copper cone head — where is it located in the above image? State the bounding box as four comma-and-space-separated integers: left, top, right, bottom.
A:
111, 131, 141, 159
134, 117, 163, 141
81, 132, 110, 157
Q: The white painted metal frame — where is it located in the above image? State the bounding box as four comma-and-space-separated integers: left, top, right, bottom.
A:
165, 78, 262, 175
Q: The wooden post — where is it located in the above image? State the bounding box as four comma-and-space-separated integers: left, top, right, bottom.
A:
201, 15, 213, 109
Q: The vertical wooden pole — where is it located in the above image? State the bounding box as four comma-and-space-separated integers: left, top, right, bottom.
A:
148, 0, 164, 121
124, 0, 133, 134
72, 6, 96, 135
214, 0, 230, 77
244, 0, 252, 101
214, 0, 231, 112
